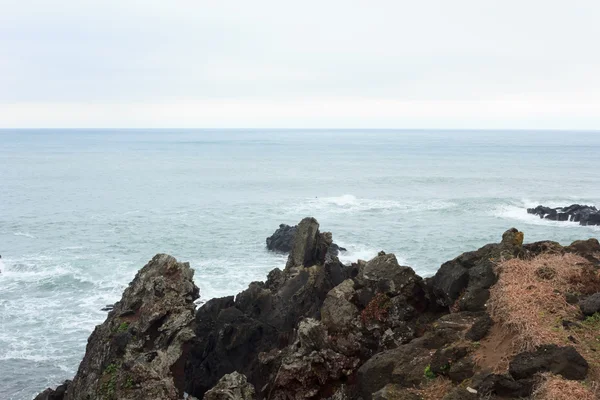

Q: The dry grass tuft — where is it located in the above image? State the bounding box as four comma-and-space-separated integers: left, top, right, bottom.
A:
488, 253, 600, 382
488, 253, 586, 352
533, 373, 597, 400
407, 377, 453, 400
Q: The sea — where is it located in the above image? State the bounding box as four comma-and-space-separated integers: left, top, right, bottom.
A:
1, 129, 599, 399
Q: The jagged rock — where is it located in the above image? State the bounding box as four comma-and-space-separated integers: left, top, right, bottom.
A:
509, 344, 588, 380
267, 222, 347, 257
356, 339, 432, 400
321, 279, 359, 332
477, 374, 535, 398
580, 292, 600, 316
285, 217, 332, 270
266, 224, 297, 252
203, 372, 255, 400
38, 254, 200, 400
358, 253, 428, 304
186, 218, 347, 399
261, 319, 360, 400
431, 228, 523, 311
33, 381, 71, 400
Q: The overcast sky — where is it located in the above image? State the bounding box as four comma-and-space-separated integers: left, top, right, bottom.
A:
1, 0, 599, 128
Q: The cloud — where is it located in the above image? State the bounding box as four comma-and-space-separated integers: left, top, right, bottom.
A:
0, 0, 599, 127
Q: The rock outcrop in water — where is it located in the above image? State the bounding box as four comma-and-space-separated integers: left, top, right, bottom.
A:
266, 222, 346, 256
36, 218, 600, 400
527, 204, 600, 225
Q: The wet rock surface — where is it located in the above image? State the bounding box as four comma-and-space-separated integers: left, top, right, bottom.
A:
527, 204, 600, 225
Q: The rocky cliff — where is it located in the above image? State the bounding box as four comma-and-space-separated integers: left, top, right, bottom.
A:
35, 218, 600, 399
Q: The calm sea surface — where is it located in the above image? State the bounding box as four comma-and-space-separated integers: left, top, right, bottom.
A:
1, 129, 599, 399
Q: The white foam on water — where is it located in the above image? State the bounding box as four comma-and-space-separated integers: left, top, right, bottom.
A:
492, 203, 600, 231
294, 194, 456, 214
336, 242, 409, 266
13, 231, 36, 239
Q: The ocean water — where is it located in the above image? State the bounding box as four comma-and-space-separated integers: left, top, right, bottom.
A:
1, 129, 599, 399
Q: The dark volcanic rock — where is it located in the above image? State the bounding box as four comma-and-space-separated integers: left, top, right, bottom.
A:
565, 238, 600, 265
509, 344, 588, 381
37, 254, 200, 400
431, 228, 523, 311
259, 318, 360, 400
580, 292, 600, 316
527, 204, 600, 226
33, 381, 71, 400
266, 221, 347, 256
465, 313, 493, 341
266, 224, 297, 252
477, 374, 535, 398
186, 217, 348, 399
356, 339, 433, 399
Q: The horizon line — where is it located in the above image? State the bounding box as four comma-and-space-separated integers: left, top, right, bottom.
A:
1, 127, 600, 132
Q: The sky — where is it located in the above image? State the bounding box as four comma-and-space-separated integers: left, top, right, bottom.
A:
0, 0, 599, 129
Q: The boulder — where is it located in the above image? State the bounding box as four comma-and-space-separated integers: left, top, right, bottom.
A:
509, 344, 588, 381
358, 253, 427, 304
431, 228, 523, 311
579, 292, 600, 316
266, 224, 297, 252
41, 254, 200, 400
356, 340, 432, 399
203, 372, 255, 400
477, 374, 535, 398
321, 279, 360, 332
